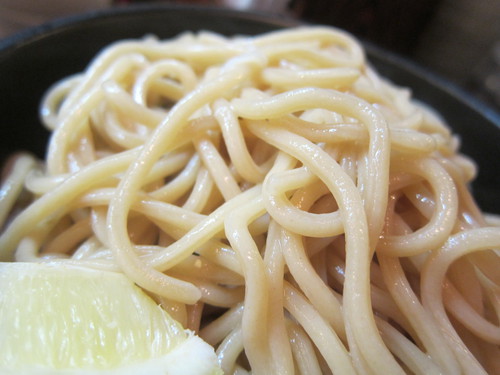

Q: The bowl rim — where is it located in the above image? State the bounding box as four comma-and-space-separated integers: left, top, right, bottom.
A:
0, 3, 297, 55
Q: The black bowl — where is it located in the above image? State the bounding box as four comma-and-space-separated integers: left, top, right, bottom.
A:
1, 4, 499, 213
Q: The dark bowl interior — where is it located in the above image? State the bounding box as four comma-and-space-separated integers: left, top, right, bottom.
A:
1, 4, 499, 213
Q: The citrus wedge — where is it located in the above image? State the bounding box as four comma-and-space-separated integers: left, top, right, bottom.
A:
0, 262, 222, 375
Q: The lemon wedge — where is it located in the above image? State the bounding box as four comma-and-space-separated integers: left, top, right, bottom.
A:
0, 262, 222, 375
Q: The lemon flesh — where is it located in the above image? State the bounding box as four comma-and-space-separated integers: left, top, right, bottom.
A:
0, 262, 222, 374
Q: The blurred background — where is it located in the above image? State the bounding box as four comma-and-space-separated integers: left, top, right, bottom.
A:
1, 0, 499, 112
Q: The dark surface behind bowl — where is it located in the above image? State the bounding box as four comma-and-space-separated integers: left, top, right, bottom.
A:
1, 5, 499, 213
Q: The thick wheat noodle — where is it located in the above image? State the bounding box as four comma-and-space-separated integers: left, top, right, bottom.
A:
0, 155, 35, 227
443, 280, 500, 344
375, 317, 443, 375
421, 228, 500, 375
1, 26, 499, 374
233, 87, 391, 247
378, 253, 461, 374
262, 220, 294, 374
245, 117, 400, 373
283, 282, 356, 375
378, 157, 458, 256
280, 227, 345, 338
264, 166, 344, 237
286, 320, 323, 375
216, 325, 244, 374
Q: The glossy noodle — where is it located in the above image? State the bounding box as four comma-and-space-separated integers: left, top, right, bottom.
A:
0, 26, 499, 374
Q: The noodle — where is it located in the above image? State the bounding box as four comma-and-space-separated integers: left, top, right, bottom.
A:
1, 26, 500, 374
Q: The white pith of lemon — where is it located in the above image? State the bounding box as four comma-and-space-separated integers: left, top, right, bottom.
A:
0, 262, 222, 374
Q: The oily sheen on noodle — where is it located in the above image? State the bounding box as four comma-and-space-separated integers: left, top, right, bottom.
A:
0, 27, 499, 375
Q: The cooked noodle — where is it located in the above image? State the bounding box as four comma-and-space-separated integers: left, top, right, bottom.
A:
1, 26, 499, 374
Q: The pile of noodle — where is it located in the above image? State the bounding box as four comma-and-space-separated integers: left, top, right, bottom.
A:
0, 26, 499, 374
